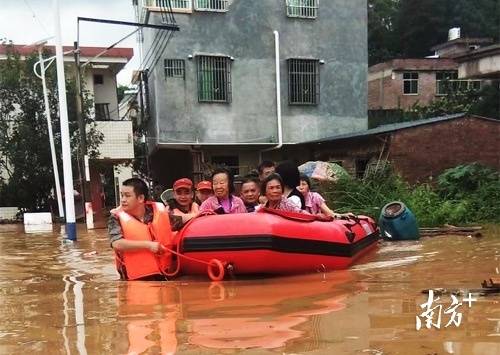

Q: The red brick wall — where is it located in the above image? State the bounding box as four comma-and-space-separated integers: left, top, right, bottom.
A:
369, 71, 444, 110
389, 116, 500, 183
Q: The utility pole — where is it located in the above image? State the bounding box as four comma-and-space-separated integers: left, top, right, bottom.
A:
73, 41, 94, 229
34, 43, 65, 220
53, 0, 76, 240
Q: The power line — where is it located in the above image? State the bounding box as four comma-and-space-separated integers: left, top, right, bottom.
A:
23, 0, 50, 36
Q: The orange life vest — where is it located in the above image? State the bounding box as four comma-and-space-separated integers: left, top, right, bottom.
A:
172, 202, 199, 216
112, 202, 173, 280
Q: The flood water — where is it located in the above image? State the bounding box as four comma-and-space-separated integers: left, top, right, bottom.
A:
0, 224, 499, 355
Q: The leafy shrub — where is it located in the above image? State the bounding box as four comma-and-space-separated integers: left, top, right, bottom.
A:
318, 163, 500, 227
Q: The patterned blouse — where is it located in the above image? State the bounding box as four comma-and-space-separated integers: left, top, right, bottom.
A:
199, 195, 247, 214
265, 196, 303, 213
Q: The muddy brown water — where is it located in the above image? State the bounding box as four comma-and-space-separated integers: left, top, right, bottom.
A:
0, 224, 498, 355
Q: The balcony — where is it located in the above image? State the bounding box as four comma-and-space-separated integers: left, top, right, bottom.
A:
142, 0, 193, 13
140, 0, 230, 15
94, 121, 134, 161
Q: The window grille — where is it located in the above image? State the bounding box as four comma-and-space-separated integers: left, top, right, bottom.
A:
286, 0, 318, 19
95, 103, 110, 120
436, 71, 481, 95
194, 0, 229, 12
147, 0, 192, 10
197, 56, 231, 103
403, 72, 418, 95
165, 59, 185, 78
288, 59, 320, 105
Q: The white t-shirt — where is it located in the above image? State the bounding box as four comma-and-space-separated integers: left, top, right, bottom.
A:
287, 195, 302, 209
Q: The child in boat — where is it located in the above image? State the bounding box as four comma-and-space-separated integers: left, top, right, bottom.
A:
258, 173, 303, 213
199, 168, 247, 214
240, 175, 261, 212
171, 178, 199, 218
298, 174, 353, 219
195, 180, 213, 204
298, 174, 336, 216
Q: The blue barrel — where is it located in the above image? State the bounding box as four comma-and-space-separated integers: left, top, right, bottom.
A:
378, 201, 419, 240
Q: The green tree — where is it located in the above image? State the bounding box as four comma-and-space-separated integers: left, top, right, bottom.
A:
0, 44, 103, 211
450, 0, 500, 41
368, 0, 401, 65
397, 0, 452, 57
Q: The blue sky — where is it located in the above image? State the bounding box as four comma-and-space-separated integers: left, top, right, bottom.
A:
0, 0, 139, 84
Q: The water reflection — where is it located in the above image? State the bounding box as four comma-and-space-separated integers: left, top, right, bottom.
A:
0, 224, 499, 354
117, 272, 363, 353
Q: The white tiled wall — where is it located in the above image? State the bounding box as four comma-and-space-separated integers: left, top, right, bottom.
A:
94, 121, 134, 160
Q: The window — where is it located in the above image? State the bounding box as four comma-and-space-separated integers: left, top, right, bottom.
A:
288, 59, 320, 105
95, 103, 110, 120
93, 74, 104, 85
286, 0, 318, 19
164, 59, 185, 79
146, 0, 192, 10
403, 72, 418, 95
194, 0, 229, 11
436, 71, 481, 95
197, 56, 231, 103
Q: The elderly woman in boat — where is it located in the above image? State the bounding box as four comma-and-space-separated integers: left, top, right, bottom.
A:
199, 168, 247, 214
259, 173, 304, 213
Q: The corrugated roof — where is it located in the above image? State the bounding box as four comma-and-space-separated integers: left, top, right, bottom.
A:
303, 113, 499, 144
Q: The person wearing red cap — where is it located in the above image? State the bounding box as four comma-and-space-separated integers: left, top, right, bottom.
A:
195, 180, 213, 204
171, 178, 199, 218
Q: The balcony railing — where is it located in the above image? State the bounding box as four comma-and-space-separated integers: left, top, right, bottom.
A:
286, 0, 319, 19
143, 0, 192, 12
194, 0, 230, 12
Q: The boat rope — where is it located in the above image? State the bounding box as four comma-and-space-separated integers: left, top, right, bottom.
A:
150, 212, 226, 281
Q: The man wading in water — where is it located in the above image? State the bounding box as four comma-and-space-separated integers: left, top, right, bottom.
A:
108, 178, 193, 281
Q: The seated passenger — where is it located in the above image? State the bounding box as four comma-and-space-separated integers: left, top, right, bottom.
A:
298, 174, 354, 220
195, 180, 213, 204
298, 174, 336, 217
258, 160, 276, 181
275, 161, 306, 210
259, 173, 303, 213
240, 176, 261, 212
171, 178, 199, 218
199, 168, 247, 214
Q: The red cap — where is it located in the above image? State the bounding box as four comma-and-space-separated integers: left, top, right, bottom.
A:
196, 180, 212, 191
173, 178, 193, 191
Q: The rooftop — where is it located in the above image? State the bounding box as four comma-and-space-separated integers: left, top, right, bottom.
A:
303, 113, 499, 144
369, 58, 457, 73
0, 44, 134, 61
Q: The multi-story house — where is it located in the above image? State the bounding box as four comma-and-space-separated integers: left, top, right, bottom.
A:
368, 32, 490, 111
133, 0, 368, 183
0, 45, 134, 217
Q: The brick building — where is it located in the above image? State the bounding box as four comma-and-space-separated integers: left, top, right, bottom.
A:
298, 114, 500, 183
368, 58, 469, 110
368, 35, 492, 111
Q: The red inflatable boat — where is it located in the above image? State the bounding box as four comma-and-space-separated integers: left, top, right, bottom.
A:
173, 208, 379, 279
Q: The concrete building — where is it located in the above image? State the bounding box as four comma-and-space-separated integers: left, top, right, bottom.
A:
0, 45, 134, 215
134, 0, 368, 184
454, 44, 500, 80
